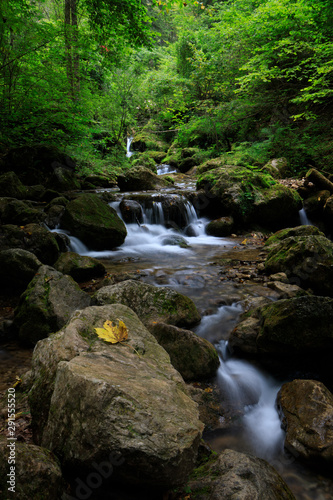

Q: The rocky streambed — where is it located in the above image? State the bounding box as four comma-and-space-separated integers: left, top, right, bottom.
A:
0, 152, 333, 500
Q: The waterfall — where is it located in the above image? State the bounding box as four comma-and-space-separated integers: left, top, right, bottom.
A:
299, 207, 311, 225
126, 136, 134, 158
157, 164, 178, 175
142, 201, 165, 225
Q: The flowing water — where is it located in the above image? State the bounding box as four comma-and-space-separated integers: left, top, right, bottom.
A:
2, 170, 332, 498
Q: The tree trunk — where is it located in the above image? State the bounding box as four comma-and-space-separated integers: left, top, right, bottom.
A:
64, 0, 79, 99
305, 168, 333, 193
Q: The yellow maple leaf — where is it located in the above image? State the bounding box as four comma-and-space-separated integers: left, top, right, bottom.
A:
94, 319, 128, 344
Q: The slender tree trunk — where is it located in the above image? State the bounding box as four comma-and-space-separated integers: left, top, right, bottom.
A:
64, 0, 79, 99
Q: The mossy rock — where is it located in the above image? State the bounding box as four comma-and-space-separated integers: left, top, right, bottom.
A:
0, 171, 27, 199
265, 225, 325, 249
0, 248, 42, 292
196, 163, 302, 227
131, 152, 157, 172
150, 322, 219, 381
206, 216, 234, 237
117, 167, 168, 192
0, 197, 45, 225
93, 279, 201, 329
131, 124, 168, 152
265, 234, 333, 295
61, 193, 127, 250
54, 252, 106, 282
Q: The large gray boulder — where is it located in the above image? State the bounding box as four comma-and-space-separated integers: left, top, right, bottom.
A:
150, 322, 219, 381
0, 437, 63, 500
28, 304, 204, 488
13, 265, 91, 345
93, 280, 201, 329
0, 249, 42, 292
61, 193, 127, 250
277, 379, 333, 468
187, 449, 295, 499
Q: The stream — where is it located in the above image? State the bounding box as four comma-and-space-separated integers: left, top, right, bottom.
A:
1, 166, 333, 499
57, 171, 332, 499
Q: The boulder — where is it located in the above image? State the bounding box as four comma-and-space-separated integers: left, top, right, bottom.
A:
206, 216, 234, 237
150, 322, 219, 381
187, 449, 295, 499
264, 225, 325, 249
196, 164, 302, 228
264, 235, 333, 296
61, 193, 127, 250
304, 190, 330, 218
54, 252, 106, 282
229, 296, 333, 356
81, 174, 115, 189
45, 204, 65, 229
28, 304, 204, 488
131, 124, 168, 152
0, 146, 80, 191
117, 167, 168, 192
262, 158, 289, 178
0, 197, 44, 225
0, 171, 27, 199
93, 280, 201, 329
0, 224, 60, 265
13, 265, 91, 345
0, 249, 42, 292
160, 234, 189, 248
119, 199, 143, 224
277, 379, 333, 468
0, 437, 63, 500
266, 281, 309, 299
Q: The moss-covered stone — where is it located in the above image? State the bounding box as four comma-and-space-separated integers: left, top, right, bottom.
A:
265, 234, 333, 295
196, 163, 302, 228
265, 225, 325, 248
117, 166, 168, 192
54, 251, 106, 282
0, 249, 42, 292
61, 193, 127, 250
0, 197, 44, 225
93, 279, 201, 329
0, 171, 27, 199
206, 216, 234, 237
150, 322, 219, 381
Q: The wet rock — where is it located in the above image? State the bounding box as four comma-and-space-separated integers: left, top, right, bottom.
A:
0, 171, 27, 199
0, 249, 42, 292
0, 437, 64, 500
117, 166, 168, 192
304, 190, 330, 218
150, 322, 219, 381
61, 193, 127, 250
187, 449, 295, 499
277, 379, 333, 468
0, 223, 60, 265
54, 252, 106, 282
14, 265, 91, 345
265, 234, 333, 296
28, 304, 203, 488
93, 279, 201, 329
119, 199, 143, 224
206, 216, 234, 237
45, 204, 65, 229
0, 197, 44, 225
160, 234, 189, 248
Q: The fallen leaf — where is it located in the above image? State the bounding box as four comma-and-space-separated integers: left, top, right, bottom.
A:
95, 319, 128, 344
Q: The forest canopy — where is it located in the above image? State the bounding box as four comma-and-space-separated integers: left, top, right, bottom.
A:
1, 0, 332, 175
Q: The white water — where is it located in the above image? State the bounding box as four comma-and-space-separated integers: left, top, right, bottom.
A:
157, 164, 178, 175
126, 136, 134, 158
299, 207, 311, 225
195, 304, 285, 461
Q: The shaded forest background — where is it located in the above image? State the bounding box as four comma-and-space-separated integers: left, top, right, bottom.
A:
1, 0, 333, 178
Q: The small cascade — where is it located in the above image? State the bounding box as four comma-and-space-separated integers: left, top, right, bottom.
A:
299, 207, 311, 225
142, 201, 165, 225
157, 164, 178, 175
126, 136, 134, 158
51, 228, 89, 254
195, 304, 285, 461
